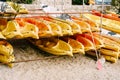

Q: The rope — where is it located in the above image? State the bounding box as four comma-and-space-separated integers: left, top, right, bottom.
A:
98, 0, 104, 57
0, 56, 60, 65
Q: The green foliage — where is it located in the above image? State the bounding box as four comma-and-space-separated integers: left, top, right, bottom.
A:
111, 0, 120, 13
72, 0, 89, 5
6, 0, 34, 4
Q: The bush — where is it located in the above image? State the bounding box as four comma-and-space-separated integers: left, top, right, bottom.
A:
6, 0, 34, 4
111, 0, 120, 14
72, 0, 89, 5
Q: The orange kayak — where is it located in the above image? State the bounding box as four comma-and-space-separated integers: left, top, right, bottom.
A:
38, 16, 73, 36
80, 33, 104, 49
16, 18, 52, 37
73, 20, 91, 33
71, 16, 99, 32
74, 34, 95, 51
91, 10, 120, 22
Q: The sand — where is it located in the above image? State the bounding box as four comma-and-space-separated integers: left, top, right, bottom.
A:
0, 39, 120, 80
